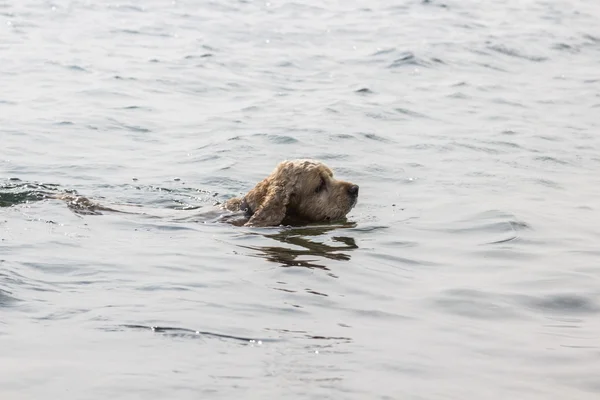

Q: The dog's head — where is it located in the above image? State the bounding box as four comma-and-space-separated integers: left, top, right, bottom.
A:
242, 159, 358, 227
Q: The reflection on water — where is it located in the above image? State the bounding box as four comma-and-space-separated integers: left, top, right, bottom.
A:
238, 222, 359, 272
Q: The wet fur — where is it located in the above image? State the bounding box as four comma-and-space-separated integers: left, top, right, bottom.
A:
223, 159, 358, 227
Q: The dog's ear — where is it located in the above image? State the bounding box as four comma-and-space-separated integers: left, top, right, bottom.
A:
245, 184, 290, 227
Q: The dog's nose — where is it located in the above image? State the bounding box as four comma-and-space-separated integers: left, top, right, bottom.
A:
348, 185, 359, 196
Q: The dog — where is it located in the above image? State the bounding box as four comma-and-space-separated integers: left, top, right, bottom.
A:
50, 159, 358, 227
223, 159, 359, 227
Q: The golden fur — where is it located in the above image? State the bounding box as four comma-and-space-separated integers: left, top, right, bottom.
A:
224, 159, 359, 227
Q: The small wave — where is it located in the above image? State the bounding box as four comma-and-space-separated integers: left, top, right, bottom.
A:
552, 43, 580, 54
118, 324, 276, 343
394, 107, 431, 119
432, 289, 525, 319
529, 178, 563, 190
267, 135, 298, 144
388, 52, 434, 68
107, 118, 151, 133
486, 140, 525, 150
421, 0, 449, 8
371, 48, 443, 68
492, 98, 527, 108
372, 48, 396, 56
583, 34, 600, 43
534, 156, 569, 166
108, 4, 145, 12
449, 286, 595, 322
453, 142, 501, 154
113, 75, 137, 81
355, 88, 374, 94
359, 132, 393, 143
477, 62, 509, 72
330, 133, 355, 140
120, 105, 154, 111
0, 288, 19, 306
68, 64, 87, 72
184, 53, 213, 59
522, 293, 599, 315
487, 44, 547, 62
447, 92, 470, 99
418, 210, 531, 246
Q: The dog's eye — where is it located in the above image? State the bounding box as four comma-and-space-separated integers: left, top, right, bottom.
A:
315, 177, 326, 193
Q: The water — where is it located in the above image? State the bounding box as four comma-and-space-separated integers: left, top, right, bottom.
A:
2, 0, 600, 398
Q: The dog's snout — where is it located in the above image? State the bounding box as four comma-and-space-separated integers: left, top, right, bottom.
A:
348, 185, 359, 196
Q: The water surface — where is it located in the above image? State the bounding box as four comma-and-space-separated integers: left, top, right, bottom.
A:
2, 0, 600, 398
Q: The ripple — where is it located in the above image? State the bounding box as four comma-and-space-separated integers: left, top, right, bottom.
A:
267, 135, 298, 144
486, 140, 525, 149
394, 108, 430, 119
330, 133, 355, 140
359, 132, 393, 143
347, 308, 413, 321
432, 289, 525, 319
113, 75, 137, 81
447, 92, 470, 99
118, 324, 274, 343
0, 268, 58, 295
23, 261, 83, 275
265, 327, 351, 341
368, 251, 437, 267
552, 43, 580, 53
372, 48, 396, 56
421, 0, 448, 7
67, 64, 87, 72
109, 4, 145, 12
453, 142, 501, 154
487, 44, 548, 62
530, 178, 563, 189
476, 62, 509, 72
437, 288, 600, 320
112, 28, 171, 38
276, 61, 297, 68
534, 156, 569, 165
0, 288, 19, 306
107, 118, 151, 133
355, 88, 374, 94
492, 98, 527, 108
418, 210, 531, 246
522, 293, 599, 315
388, 52, 435, 68
120, 105, 154, 111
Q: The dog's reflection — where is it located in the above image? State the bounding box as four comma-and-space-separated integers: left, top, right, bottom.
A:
238, 221, 358, 271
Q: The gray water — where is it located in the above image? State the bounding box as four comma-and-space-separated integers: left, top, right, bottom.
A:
2, 0, 600, 398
